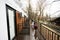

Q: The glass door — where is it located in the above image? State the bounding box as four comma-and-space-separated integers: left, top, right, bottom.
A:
6, 5, 16, 40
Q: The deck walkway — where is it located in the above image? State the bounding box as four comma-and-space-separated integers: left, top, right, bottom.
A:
13, 26, 44, 40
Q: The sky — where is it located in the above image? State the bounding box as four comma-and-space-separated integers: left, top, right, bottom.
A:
44, 0, 60, 18
19, 0, 60, 18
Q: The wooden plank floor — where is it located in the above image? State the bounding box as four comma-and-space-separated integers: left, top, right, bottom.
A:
14, 35, 30, 40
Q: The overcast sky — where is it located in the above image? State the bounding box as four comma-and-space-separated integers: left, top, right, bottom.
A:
19, 0, 60, 18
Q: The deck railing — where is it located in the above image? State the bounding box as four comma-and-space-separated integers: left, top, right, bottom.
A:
39, 23, 60, 40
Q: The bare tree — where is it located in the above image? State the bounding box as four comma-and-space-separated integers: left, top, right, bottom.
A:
21, 0, 39, 22
37, 0, 46, 21
21, 0, 33, 20
38, 0, 60, 22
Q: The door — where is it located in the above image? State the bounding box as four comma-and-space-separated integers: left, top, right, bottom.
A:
6, 5, 16, 40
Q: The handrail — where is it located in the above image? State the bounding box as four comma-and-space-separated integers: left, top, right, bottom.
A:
42, 24, 60, 36
40, 22, 60, 35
